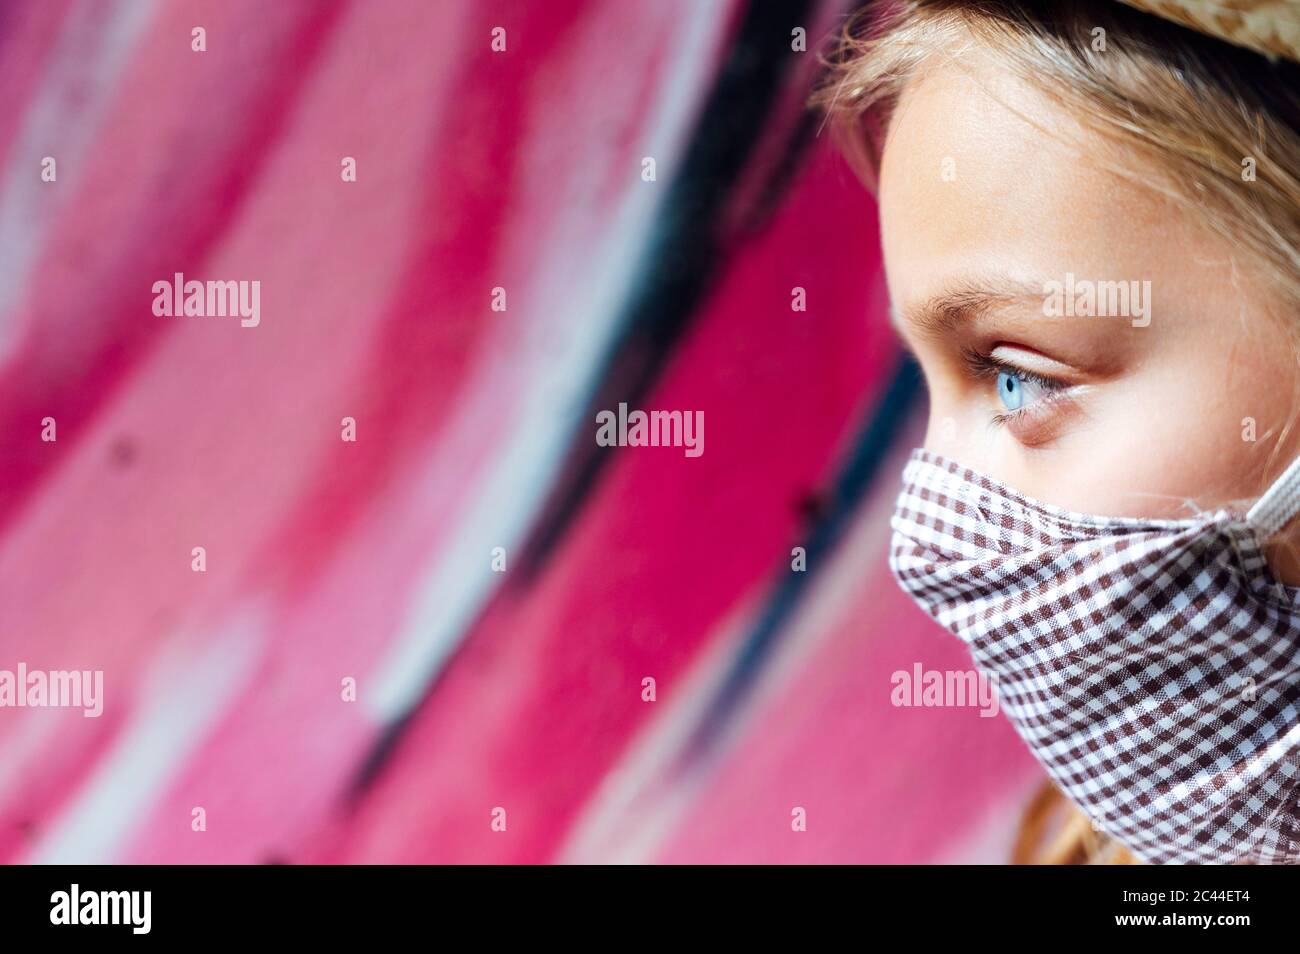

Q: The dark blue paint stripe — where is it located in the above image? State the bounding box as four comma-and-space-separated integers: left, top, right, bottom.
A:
681, 355, 922, 766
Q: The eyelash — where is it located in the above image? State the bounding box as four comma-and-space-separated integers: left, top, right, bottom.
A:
959, 347, 1068, 424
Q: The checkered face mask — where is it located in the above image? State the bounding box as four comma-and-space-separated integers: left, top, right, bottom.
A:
889, 449, 1300, 865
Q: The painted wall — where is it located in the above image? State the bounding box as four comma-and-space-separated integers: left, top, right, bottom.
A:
0, 0, 1038, 864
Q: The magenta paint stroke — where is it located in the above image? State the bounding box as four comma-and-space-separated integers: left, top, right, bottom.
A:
0, 0, 1039, 864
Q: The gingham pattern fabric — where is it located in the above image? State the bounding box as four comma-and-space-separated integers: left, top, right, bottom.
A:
889, 449, 1300, 865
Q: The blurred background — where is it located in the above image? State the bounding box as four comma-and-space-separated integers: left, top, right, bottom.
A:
0, 0, 1041, 863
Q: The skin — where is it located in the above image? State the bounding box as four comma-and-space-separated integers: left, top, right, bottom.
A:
877, 41, 1300, 583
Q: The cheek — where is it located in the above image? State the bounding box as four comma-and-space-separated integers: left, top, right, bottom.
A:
1112, 334, 1296, 504
912, 344, 1292, 521
1016, 360, 1285, 518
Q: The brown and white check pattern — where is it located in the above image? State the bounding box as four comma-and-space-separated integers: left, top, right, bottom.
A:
889, 449, 1300, 864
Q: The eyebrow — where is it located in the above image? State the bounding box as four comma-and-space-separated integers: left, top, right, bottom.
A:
896, 277, 1047, 338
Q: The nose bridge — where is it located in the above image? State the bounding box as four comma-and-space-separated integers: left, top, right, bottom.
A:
921, 389, 972, 461
924, 409, 957, 456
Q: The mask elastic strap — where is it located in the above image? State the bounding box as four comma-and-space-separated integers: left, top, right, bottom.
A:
1246, 453, 1300, 539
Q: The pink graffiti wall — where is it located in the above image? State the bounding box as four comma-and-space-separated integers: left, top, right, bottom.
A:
0, 0, 1040, 864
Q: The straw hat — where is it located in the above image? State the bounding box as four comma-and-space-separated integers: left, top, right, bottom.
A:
1119, 0, 1300, 60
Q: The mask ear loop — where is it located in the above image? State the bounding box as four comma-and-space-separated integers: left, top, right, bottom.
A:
1247, 453, 1300, 539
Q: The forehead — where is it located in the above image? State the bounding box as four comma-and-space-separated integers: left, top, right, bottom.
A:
874, 47, 1244, 336
883, 56, 1151, 267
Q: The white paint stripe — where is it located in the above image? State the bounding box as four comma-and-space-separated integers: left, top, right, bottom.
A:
931, 776, 1041, 864
556, 605, 757, 864
558, 433, 919, 862
0, 0, 157, 354
26, 612, 263, 864
364, 5, 733, 722
0, 707, 64, 806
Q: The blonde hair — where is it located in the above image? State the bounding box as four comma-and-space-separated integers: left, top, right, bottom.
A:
814, 0, 1300, 863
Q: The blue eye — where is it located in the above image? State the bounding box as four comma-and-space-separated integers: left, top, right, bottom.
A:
996, 370, 1024, 411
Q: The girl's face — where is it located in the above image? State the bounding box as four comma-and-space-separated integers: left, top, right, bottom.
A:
877, 44, 1300, 582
